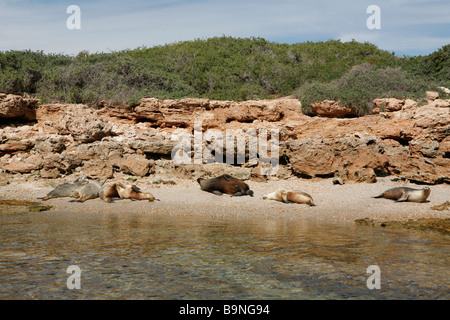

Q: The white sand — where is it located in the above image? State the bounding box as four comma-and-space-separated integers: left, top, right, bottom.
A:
0, 175, 449, 225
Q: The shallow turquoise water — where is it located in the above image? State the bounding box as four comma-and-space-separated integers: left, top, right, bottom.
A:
0, 211, 448, 299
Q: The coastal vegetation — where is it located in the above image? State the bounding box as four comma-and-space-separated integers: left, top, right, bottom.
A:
0, 36, 448, 115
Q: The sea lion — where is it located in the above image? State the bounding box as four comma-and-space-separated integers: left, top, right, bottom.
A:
72, 177, 107, 202
115, 182, 157, 201
197, 174, 254, 197
100, 181, 157, 202
39, 176, 87, 200
263, 188, 315, 206
373, 186, 431, 203
99, 182, 121, 203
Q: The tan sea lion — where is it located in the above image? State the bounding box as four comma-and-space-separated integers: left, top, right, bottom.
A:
263, 188, 315, 206
100, 182, 158, 202
39, 176, 87, 200
99, 182, 121, 203
72, 177, 107, 202
115, 182, 157, 202
197, 174, 254, 197
373, 186, 431, 203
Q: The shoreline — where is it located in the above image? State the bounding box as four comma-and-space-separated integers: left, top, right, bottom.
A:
0, 175, 449, 233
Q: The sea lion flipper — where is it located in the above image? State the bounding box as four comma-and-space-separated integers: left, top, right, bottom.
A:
131, 185, 141, 193
222, 174, 233, 181
114, 182, 126, 189
71, 191, 80, 198
396, 195, 409, 202
212, 191, 223, 196
395, 190, 408, 202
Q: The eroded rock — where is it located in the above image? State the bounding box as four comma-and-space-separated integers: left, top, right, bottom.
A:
0, 93, 448, 185
311, 100, 357, 118
36, 104, 112, 142
0, 94, 39, 120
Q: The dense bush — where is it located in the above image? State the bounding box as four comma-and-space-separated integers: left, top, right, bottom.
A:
402, 44, 450, 87
297, 63, 434, 115
125, 37, 400, 100
36, 53, 194, 105
0, 37, 448, 108
0, 50, 70, 94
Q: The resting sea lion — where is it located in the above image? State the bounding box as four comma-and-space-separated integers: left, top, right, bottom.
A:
72, 177, 107, 202
100, 182, 157, 202
263, 188, 315, 206
115, 183, 157, 201
197, 174, 254, 196
373, 186, 431, 203
99, 182, 121, 203
39, 176, 87, 200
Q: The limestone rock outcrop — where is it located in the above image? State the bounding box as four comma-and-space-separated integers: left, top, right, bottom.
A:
310, 100, 357, 118
0, 93, 39, 120
36, 104, 112, 142
0, 93, 448, 184
102, 96, 303, 129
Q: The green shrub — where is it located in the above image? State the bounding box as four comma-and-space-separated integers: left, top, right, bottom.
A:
0, 38, 448, 107
36, 53, 194, 105
0, 50, 71, 94
297, 63, 436, 116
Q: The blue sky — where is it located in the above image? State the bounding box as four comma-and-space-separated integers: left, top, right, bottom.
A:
1, 0, 449, 56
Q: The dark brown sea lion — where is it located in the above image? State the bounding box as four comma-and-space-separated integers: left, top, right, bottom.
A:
197, 174, 254, 196
373, 186, 431, 203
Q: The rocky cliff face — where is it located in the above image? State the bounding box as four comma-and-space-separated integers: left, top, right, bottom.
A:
0, 93, 449, 184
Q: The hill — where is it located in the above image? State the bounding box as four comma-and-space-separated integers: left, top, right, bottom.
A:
0, 36, 448, 115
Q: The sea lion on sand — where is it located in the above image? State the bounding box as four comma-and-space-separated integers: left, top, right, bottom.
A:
72, 177, 107, 202
263, 188, 315, 206
100, 182, 157, 202
39, 176, 87, 200
373, 186, 431, 203
116, 183, 157, 201
197, 174, 254, 197
99, 182, 120, 203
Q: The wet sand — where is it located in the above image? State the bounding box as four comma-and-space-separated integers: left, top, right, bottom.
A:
0, 175, 449, 225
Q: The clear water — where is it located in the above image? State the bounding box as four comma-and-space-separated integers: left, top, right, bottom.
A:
0, 211, 448, 299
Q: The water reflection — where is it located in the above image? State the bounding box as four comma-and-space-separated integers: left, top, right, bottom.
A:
0, 211, 448, 299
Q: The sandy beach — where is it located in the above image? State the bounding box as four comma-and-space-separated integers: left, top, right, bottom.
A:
1, 175, 448, 227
